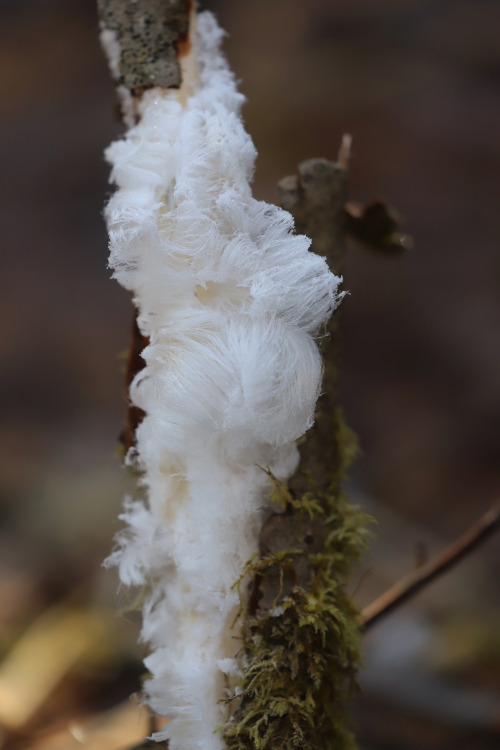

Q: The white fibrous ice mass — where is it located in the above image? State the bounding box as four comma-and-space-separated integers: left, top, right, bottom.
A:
104, 11, 343, 750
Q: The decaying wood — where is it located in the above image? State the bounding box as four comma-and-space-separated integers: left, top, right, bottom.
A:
97, 0, 192, 93
277, 138, 350, 494
249, 141, 352, 617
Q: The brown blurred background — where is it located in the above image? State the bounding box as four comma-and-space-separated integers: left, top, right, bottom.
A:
0, 0, 499, 748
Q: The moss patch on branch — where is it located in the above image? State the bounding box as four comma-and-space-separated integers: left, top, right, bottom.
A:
223, 412, 371, 750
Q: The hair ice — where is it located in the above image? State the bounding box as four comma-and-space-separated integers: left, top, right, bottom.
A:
104, 11, 343, 749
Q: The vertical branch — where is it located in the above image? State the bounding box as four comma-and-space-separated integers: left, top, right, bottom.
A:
360, 501, 500, 630
227, 142, 370, 750
277, 141, 350, 494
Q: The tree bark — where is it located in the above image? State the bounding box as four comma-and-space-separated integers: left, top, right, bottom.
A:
278, 147, 349, 494
97, 0, 192, 92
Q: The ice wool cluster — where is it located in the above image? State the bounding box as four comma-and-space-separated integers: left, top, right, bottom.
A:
104, 11, 343, 750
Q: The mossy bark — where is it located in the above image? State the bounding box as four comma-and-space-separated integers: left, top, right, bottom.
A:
97, 0, 192, 450
223, 156, 370, 750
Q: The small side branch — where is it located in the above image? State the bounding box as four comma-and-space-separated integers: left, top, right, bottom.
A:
360, 501, 500, 631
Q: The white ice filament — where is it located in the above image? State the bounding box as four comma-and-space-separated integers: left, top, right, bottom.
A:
104, 12, 343, 750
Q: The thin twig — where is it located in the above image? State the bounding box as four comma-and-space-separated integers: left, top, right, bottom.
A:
359, 501, 500, 631
337, 133, 352, 170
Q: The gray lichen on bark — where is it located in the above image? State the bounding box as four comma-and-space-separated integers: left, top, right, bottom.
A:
97, 0, 192, 92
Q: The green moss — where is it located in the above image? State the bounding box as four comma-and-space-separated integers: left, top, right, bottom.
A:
223, 412, 371, 750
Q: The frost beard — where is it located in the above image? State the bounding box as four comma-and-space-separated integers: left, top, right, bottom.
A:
104, 11, 343, 750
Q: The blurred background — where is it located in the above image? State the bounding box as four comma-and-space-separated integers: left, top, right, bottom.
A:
0, 0, 499, 747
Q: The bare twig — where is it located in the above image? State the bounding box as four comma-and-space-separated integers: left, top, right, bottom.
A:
359, 501, 500, 631
337, 133, 352, 170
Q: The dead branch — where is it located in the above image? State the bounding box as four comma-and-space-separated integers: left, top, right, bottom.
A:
359, 501, 500, 631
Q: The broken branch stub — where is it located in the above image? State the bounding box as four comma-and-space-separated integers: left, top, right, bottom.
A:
278, 153, 349, 494
97, 0, 192, 92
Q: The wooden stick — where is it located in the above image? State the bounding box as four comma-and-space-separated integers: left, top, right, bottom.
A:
359, 501, 500, 631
